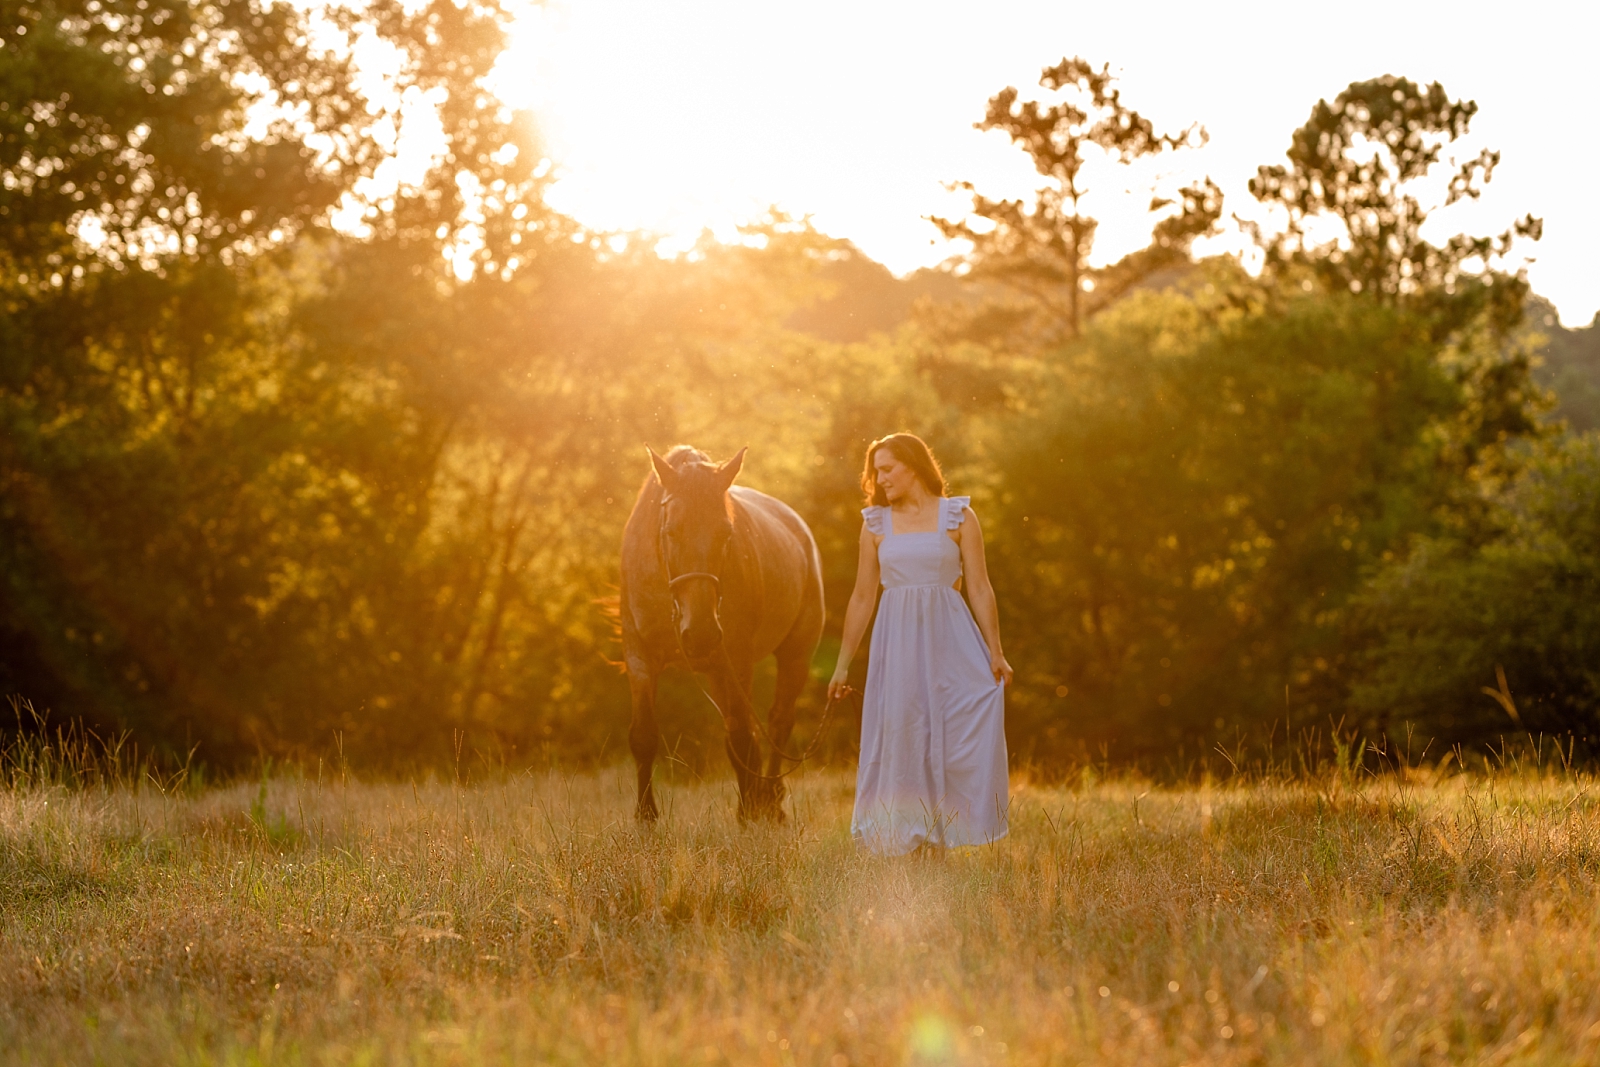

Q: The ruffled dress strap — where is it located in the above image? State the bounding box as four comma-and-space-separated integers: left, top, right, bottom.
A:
943, 495, 972, 530
861, 505, 887, 535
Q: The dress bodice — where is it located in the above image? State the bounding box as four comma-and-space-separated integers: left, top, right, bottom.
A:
862, 496, 969, 590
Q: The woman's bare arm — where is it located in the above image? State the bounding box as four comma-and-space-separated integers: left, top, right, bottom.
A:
957, 506, 1013, 687
827, 523, 882, 701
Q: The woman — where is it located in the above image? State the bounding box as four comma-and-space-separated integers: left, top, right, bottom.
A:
828, 433, 1013, 854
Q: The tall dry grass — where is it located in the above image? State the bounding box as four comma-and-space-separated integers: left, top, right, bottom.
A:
4, 731, 1600, 1065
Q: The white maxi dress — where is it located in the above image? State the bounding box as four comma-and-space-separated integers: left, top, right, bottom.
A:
851, 496, 1010, 854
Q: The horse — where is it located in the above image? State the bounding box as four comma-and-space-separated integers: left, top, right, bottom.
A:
618, 445, 825, 821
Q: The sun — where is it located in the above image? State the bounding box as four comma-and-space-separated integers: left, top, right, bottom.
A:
486, 1, 1239, 274
489, 2, 792, 254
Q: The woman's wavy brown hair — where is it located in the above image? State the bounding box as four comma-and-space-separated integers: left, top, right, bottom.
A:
861, 433, 947, 506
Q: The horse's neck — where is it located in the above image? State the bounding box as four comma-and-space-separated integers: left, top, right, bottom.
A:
726, 487, 773, 554
726, 486, 763, 525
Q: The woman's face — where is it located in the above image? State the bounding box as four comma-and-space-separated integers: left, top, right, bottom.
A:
873, 448, 917, 504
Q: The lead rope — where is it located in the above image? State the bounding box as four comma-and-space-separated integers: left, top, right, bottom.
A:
691, 679, 855, 781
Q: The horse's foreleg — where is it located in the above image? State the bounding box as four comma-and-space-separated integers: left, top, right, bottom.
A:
765, 649, 811, 805
708, 658, 769, 821
627, 658, 661, 822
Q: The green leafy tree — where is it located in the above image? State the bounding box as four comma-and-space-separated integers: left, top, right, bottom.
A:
1249, 75, 1551, 489
1249, 74, 1541, 337
0, 0, 553, 760
932, 57, 1215, 341
1349, 435, 1600, 749
990, 274, 1469, 758
1521, 297, 1600, 433
981, 74, 1554, 762
0, 0, 365, 280
2, 0, 375, 747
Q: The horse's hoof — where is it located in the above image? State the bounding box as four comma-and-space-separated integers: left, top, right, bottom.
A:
736, 796, 785, 823
766, 782, 788, 822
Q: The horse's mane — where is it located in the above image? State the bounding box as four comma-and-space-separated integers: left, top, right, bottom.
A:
662, 445, 712, 470
654, 445, 729, 498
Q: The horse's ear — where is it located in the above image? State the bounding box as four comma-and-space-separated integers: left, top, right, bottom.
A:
715, 447, 747, 491
649, 447, 678, 492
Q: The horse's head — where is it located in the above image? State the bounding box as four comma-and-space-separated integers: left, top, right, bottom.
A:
650, 445, 746, 660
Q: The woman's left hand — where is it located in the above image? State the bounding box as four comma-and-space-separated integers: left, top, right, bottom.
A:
990, 651, 1013, 688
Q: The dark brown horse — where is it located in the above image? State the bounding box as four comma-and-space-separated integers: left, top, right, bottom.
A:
619, 445, 825, 821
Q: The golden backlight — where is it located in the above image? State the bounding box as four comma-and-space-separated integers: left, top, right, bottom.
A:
487, 0, 1596, 324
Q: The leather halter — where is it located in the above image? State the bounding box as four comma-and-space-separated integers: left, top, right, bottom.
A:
668, 570, 721, 595
658, 495, 725, 615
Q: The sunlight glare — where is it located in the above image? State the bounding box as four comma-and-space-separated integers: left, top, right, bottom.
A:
492, 0, 1593, 321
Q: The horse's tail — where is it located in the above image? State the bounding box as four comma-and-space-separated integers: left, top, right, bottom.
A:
592, 588, 627, 673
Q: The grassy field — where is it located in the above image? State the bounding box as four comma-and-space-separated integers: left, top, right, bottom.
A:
4, 750, 1600, 1066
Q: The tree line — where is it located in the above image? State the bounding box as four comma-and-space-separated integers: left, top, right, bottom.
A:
4, 0, 1597, 772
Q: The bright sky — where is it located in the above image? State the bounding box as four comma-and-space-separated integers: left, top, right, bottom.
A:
494, 0, 1600, 326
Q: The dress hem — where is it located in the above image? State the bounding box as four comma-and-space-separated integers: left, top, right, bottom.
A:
850, 826, 1011, 858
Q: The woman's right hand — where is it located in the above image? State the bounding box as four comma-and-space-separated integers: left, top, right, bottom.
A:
827, 666, 854, 704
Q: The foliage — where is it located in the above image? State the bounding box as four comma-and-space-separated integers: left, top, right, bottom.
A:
2, 0, 533, 758
0, 0, 384, 743
1248, 74, 1541, 337
0, 0, 364, 280
988, 271, 1483, 759
1349, 435, 1600, 748
931, 57, 1215, 342
1523, 297, 1600, 432
783, 243, 967, 343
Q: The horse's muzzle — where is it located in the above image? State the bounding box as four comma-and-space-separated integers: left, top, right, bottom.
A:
678, 614, 723, 660
669, 571, 724, 660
